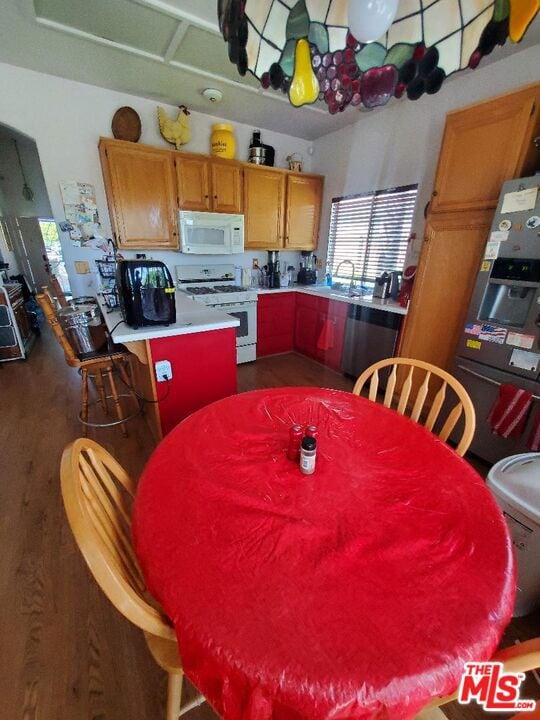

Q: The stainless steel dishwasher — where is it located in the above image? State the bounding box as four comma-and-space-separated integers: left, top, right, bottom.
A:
341, 304, 402, 377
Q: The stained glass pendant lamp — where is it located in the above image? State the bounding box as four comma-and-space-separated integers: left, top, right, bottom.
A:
218, 0, 539, 114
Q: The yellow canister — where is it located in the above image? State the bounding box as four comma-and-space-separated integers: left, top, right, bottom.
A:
211, 123, 236, 159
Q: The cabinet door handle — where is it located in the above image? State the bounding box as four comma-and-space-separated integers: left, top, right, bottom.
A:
432, 190, 438, 197
204, 195, 209, 199
214, 195, 218, 199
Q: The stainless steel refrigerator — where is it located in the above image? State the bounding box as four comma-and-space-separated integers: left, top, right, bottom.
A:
453, 176, 540, 464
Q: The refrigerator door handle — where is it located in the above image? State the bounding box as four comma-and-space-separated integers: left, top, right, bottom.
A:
457, 364, 540, 401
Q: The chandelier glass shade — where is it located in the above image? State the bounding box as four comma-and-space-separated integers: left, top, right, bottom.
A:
218, 0, 539, 114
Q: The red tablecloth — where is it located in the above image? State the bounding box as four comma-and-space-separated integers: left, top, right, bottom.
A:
133, 387, 515, 720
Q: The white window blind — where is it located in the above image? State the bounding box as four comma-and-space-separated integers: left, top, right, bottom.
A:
327, 185, 418, 283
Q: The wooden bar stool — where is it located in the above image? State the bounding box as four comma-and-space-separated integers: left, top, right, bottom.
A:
36, 293, 140, 436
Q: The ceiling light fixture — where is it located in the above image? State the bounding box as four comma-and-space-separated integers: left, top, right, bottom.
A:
218, 0, 539, 115
202, 88, 224, 104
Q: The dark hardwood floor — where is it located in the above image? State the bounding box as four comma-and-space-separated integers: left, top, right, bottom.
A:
0, 327, 538, 720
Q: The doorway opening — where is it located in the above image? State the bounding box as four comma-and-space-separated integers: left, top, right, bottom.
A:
0, 123, 69, 295
38, 218, 70, 293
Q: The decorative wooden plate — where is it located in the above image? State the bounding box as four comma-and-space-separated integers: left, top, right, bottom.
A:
111, 107, 141, 142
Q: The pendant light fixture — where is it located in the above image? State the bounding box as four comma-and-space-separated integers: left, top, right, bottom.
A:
13, 139, 34, 202
218, 0, 539, 115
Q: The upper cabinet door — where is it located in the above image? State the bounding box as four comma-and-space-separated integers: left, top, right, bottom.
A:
100, 141, 178, 249
244, 167, 286, 249
211, 161, 243, 213
431, 85, 539, 214
284, 174, 323, 250
176, 155, 211, 211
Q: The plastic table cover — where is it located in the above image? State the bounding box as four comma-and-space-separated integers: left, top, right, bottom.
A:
133, 387, 515, 720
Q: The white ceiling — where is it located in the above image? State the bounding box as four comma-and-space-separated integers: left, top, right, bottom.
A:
0, 0, 538, 140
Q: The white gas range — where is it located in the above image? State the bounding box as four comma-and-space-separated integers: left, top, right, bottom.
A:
176, 264, 257, 364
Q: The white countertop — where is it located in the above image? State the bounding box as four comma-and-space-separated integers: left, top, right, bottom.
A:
252, 286, 408, 316
98, 292, 240, 344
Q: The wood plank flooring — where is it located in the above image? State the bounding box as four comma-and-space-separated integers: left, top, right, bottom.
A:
0, 328, 538, 720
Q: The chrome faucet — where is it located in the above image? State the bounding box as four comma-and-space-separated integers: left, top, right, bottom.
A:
334, 259, 357, 295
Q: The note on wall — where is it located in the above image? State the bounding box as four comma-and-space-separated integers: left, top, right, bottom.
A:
59, 181, 105, 249
501, 187, 538, 214
484, 240, 500, 260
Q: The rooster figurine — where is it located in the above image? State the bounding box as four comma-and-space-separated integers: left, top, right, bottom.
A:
157, 105, 191, 149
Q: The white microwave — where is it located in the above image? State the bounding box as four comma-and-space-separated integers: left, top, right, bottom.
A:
178, 211, 244, 254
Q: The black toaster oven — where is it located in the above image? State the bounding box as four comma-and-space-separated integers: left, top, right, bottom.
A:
116, 260, 176, 329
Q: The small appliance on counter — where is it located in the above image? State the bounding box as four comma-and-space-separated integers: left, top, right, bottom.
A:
389, 271, 402, 300
117, 260, 176, 329
398, 265, 416, 308
297, 251, 317, 285
267, 250, 281, 288
373, 272, 391, 299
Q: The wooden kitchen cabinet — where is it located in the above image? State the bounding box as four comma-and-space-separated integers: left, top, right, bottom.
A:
285, 174, 323, 250
398, 210, 492, 371
175, 153, 243, 213
244, 166, 286, 250
99, 139, 178, 250
211, 161, 243, 213
175, 154, 211, 211
244, 167, 323, 250
430, 84, 540, 215
399, 82, 540, 375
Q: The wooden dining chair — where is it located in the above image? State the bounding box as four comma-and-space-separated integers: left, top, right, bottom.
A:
60, 438, 205, 720
352, 357, 476, 456
415, 637, 540, 719
36, 293, 139, 437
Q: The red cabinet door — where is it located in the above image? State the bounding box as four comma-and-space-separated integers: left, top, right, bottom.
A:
257, 293, 296, 357
294, 303, 319, 359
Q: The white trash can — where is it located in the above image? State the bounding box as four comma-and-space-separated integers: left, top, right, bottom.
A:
487, 453, 540, 617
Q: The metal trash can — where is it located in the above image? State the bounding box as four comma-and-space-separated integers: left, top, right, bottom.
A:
58, 303, 105, 355
487, 453, 540, 617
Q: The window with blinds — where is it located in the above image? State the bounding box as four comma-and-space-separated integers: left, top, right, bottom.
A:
327, 184, 418, 284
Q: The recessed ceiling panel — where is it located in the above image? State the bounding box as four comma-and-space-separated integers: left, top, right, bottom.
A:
34, 0, 179, 56
173, 26, 259, 87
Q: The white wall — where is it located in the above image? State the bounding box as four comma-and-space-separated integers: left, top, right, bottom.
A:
312, 45, 540, 268
0, 127, 52, 219
0, 62, 313, 295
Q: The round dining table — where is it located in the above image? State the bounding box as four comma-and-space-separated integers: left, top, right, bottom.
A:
133, 387, 515, 720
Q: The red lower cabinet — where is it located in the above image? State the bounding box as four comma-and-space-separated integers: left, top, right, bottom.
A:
257, 292, 296, 357
294, 294, 348, 370
149, 327, 237, 435
316, 299, 348, 370
259, 291, 348, 371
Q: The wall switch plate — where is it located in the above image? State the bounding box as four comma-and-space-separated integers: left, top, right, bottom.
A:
155, 359, 172, 382
74, 260, 90, 274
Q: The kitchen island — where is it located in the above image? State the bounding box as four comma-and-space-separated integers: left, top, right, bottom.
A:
98, 292, 240, 440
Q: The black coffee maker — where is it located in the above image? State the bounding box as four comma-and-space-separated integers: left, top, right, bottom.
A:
297, 251, 317, 285
267, 250, 281, 288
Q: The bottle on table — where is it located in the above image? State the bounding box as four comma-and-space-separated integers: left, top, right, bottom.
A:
287, 425, 303, 461
300, 436, 317, 475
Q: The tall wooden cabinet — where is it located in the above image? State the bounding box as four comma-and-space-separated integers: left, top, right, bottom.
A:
99, 139, 179, 250
399, 83, 540, 372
